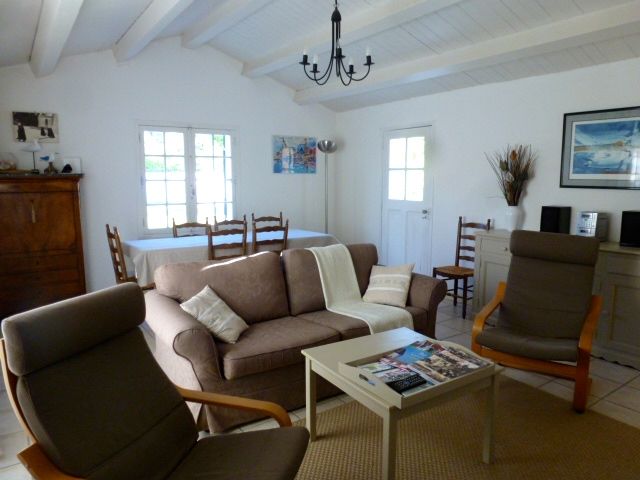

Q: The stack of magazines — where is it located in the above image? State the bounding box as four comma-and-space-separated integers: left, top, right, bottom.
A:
359, 340, 491, 396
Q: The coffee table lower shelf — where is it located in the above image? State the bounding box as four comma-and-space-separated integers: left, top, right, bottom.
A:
302, 328, 501, 480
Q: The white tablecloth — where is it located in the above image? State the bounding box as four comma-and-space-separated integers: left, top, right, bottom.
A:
122, 229, 340, 284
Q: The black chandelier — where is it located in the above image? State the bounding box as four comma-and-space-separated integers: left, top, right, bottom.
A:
299, 1, 374, 86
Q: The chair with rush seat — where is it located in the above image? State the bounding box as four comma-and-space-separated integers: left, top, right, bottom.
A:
208, 215, 248, 260
432, 216, 490, 319
471, 230, 602, 413
0, 283, 309, 480
172, 218, 210, 237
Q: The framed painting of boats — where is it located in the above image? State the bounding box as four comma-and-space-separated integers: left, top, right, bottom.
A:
560, 106, 640, 189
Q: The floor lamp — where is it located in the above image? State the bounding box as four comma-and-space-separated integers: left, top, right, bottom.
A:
318, 140, 337, 234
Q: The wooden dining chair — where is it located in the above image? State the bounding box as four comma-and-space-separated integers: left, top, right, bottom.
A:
432, 216, 491, 319
208, 220, 248, 260
252, 218, 289, 254
105, 224, 154, 290
172, 218, 210, 237
251, 211, 283, 227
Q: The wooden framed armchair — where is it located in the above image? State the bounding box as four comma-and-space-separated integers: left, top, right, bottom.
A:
471, 230, 602, 413
0, 283, 308, 480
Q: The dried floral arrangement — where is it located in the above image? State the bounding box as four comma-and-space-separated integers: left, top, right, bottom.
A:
486, 144, 536, 206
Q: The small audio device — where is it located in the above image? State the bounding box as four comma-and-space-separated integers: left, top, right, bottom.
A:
576, 212, 608, 241
540, 206, 571, 234
620, 211, 640, 248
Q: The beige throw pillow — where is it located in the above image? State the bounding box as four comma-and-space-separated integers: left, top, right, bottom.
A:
180, 286, 248, 343
363, 264, 414, 308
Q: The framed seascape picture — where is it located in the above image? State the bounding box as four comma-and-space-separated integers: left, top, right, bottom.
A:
272, 135, 317, 174
560, 106, 640, 189
12, 111, 59, 143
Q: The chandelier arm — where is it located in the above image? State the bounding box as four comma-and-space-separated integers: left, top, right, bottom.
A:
311, 19, 337, 84
337, 56, 353, 86
346, 63, 372, 82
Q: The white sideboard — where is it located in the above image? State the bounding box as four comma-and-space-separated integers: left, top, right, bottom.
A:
473, 230, 640, 369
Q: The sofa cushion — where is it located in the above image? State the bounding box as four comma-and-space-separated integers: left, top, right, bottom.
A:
297, 310, 370, 340
217, 317, 340, 380
282, 244, 378, 316
154, 252, 289, 324
363, 264, 414, 307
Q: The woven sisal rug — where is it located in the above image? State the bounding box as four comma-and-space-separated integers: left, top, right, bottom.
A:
294, 378, 640, 480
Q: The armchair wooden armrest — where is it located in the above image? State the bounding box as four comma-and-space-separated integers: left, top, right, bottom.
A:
176, 387, 292, 427
471, 282, 506, 353
18, 444, 83, 480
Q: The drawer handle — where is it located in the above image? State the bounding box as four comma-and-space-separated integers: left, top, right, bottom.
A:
31, 204, 36, 224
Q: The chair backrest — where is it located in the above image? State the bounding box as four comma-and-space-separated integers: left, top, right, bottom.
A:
214, 214, 247, 231
251, 211, 283, 227
105, 224, 136, 284
454, 216, 491, 267
172, 218, 210, 237
252, 218, 289, 254
208, 222, 248, 260
499, 230, 599, 339
0, 283, 197, 479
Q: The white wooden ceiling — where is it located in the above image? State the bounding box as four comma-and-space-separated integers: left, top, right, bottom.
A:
2, 0, 640, 111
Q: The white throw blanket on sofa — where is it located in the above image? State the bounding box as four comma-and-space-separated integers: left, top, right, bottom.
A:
308, 244, 413, 334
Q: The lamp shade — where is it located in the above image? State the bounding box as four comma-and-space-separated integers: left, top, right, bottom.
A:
318, 140, 337, 153
22, 139, 42, 153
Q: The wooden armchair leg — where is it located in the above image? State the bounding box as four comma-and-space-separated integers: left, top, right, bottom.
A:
573, 364, 591, 413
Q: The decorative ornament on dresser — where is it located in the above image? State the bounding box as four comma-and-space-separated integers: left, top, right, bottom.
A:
486, 144, 536, 231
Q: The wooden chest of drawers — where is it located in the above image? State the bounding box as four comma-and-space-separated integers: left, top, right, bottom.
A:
0, 175, 85, 321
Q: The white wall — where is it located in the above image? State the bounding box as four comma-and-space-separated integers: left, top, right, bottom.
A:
334, 58, 640, 271
0, 38, 335, 291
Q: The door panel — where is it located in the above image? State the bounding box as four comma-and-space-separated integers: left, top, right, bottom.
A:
381, 127, 433, 274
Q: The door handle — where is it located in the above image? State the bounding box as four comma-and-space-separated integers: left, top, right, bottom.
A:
422, 208, 431, 220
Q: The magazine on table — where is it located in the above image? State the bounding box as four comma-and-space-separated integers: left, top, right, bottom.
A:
358, 339, 491, 395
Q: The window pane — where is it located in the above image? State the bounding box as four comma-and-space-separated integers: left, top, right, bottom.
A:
225, 157, 232, 179
406, 169, 424, 201
214, 203, 227, 220
213, 135, 226, 157
226, 180, 233, 202
144, 131, 164, 155
146, 181, 166, 204
147, 205, 167, 229
165, 132, 184, 155
197, 204, 215, 223
167, 181, 186, 204
406, 137, 425, 168
195, 133, 213, 156
225, 202, 233, 220
389, 138, 406, 168
167, 205, 187, 225
166, 157, 185, 180
145, 156, 165, 180
197, 179, 214, 203
388, 170, 405, 200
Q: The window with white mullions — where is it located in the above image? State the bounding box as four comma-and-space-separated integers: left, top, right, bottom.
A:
388, 136, 425, 202
140, 126, 234, 234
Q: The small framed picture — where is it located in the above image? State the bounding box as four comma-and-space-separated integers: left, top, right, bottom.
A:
560, 106, 640, 189
12, 111, 59, 143
272, 136, 317, 174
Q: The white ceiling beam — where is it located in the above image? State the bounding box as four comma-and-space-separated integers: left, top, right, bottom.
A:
182, 0, 273, 49
113, 0, 194, 62
294, 0, 640, 105
29, 0, 84, 77
242, 0, 463, 78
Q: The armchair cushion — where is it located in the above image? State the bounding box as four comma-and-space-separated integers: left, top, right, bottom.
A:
476, 326, 579, 362
169, 427, 309, 480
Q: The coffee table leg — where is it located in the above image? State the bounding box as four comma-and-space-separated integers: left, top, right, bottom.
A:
382, 411, 397, 480
483, 373, 499, 464
305, 357, 317, 441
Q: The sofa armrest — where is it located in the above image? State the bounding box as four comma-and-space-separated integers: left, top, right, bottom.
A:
145, 291, 223, 385
407, 273, 447, 312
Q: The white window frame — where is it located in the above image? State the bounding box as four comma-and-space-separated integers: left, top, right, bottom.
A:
138, 124, 237, 237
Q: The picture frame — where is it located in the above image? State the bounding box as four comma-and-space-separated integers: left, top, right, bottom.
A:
272, 135, 317, 174
560, 106, 640, 189
12, 111, 59, 143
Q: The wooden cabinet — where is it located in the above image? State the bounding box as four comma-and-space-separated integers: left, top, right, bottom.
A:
0, 175, 85, 321
473, 230, 640, 369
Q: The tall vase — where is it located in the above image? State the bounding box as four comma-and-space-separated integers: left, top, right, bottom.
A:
505, 205, 523, 231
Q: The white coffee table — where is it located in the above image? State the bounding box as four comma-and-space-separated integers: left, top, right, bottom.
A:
302, 327, 500, 480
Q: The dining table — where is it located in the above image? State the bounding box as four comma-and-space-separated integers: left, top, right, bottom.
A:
121, 229, 340, 285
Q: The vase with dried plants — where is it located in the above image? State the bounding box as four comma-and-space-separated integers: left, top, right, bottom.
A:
486, 144, 536, 230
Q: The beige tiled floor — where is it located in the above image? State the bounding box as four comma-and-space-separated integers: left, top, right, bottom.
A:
1, 298, 639, 477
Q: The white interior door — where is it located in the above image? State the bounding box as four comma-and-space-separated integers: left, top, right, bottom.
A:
381, 127, 433, 274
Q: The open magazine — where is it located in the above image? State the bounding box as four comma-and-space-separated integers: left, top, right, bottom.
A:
359, 339, 491, 396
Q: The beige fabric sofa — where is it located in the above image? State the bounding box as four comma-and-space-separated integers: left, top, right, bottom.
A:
145, 244, 446, 433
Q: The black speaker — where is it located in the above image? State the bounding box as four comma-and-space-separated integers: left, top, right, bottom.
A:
620, 211, 640, 247
540, 206, 571, 234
